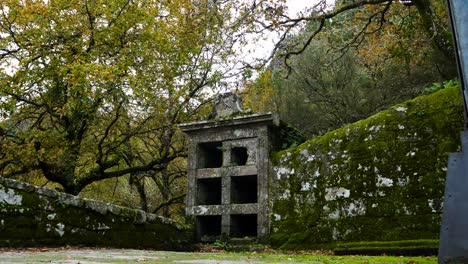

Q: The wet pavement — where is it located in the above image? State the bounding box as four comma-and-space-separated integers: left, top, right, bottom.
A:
0, 249, 276, 264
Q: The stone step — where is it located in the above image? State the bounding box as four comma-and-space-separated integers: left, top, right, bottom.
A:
228, 237, 257, 245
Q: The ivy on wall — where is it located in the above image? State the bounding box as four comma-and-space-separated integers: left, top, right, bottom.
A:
271, 84, 464, 249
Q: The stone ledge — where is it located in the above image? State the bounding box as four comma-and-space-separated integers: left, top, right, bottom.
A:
0, 176, 191, 249
0, 177, 180, 228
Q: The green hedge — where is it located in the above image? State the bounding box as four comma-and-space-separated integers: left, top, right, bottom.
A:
270, 85, 464, 250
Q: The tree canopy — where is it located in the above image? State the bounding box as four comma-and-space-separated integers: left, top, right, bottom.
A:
243, 0, 456, 137
0, 0, 240, 195
235, 0, 453, 68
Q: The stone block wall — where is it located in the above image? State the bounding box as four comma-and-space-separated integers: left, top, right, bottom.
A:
0, 177, 192, 249
270, 86, 464, 249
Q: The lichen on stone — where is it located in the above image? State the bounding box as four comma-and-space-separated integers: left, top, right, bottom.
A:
0, 188, 22, 206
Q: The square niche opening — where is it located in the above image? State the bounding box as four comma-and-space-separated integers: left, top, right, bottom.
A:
230, 214, 257, 238
231, 175, 257, 204
196, 177, 222, 205
231, 147, 248, 166
197, 215, 222, 240
198, 142, 223, 168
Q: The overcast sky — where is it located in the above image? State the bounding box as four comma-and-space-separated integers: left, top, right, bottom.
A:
287, 0, 315, 15
239, 0, 318, 67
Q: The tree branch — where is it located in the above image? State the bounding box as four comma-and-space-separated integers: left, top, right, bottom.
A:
152, 194, 186, 214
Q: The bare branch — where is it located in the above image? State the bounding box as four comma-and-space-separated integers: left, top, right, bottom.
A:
152, 194, 186, 214
260, 0, 393, 70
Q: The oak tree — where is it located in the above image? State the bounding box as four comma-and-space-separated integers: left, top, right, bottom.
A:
0, 0, 241, 195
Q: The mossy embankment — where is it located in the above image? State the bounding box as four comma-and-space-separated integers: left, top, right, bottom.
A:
270, 85, 464, 251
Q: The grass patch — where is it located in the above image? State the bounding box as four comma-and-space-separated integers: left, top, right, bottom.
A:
333, 240, 438, 256
277, 239, 439, 256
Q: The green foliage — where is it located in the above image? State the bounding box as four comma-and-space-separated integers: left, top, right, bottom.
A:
0, 0, 240, 206
212, 239, 234, 251
244, 16, 456, 138
424, 79, 459, 94
270, 85, 464, 249
244, 0, 457, 139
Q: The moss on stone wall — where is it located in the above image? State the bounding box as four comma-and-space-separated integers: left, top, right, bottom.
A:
270, 85, 464, 249
0, 177, 193, 249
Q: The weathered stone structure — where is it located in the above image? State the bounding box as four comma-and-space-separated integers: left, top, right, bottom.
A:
0, 177, 191, 249
179, 94, 303, 242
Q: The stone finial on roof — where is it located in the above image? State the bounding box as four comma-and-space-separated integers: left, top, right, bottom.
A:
210, 92, 244, 119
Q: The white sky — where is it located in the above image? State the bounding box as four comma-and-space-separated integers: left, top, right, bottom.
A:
239, 0, 320, 69
287, 0, 315, 15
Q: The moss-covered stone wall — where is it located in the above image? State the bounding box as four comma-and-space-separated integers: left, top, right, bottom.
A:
0, 177, 192, 249
270, 86, 464, 249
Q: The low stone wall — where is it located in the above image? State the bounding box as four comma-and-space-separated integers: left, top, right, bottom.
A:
270, 86, 464, 249
0, 177, 192, 249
